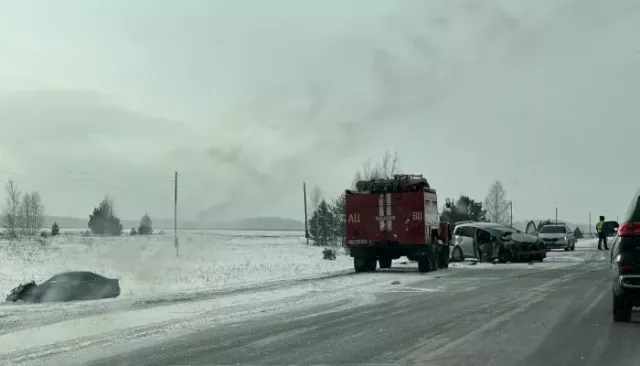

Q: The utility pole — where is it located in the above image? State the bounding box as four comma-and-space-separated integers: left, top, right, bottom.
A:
589, 210, 592, 237
555, 207, 558, 224
509, 201, 513, 227
174, 171, 179, 257
303, 182, 309, 245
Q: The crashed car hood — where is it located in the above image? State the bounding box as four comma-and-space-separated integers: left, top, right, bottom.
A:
5, 281, 36, 301
508, 233, 541, 244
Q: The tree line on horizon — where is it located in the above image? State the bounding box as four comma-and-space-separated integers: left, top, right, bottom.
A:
0, 179, 155, 238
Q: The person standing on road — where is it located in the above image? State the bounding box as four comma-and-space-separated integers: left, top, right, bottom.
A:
596, 215, 609, 250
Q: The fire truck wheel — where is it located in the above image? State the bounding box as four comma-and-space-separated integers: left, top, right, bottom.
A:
379, 257, 392, 269
417, 257, 431, 273
354, 257, 367, 273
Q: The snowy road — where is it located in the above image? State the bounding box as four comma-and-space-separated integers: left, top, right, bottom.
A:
82, 241, 638, 366
2, 239, 634, 366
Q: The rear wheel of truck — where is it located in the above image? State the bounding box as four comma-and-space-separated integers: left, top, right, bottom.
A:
354, 257, 368, 273
379, 257, 392, 269
417, 257, 431, 273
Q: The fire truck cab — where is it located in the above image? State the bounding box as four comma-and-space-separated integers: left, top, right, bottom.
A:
345, 174, 452, 273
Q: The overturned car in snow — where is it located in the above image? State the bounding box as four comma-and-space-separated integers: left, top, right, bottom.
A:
451, 222, 546, 263
6, 271, 121, 303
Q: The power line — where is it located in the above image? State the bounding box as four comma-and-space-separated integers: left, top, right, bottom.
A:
0, 168, 168, 178
0, 178, 172, 190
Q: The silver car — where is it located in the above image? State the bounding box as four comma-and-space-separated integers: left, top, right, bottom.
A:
537, 224, 576, 251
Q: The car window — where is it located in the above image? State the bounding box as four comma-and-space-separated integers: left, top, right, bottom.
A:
455, 226, 470, 237
80, 273, 97, 281
47, 274, 71, 283
539, 226, 566, 234
477, 229, 491, 243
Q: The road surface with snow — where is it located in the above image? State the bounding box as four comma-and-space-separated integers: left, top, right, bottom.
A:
61, 240, 638, 366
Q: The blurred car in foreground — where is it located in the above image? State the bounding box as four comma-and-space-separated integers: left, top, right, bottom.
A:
611, 190, 640, 321
6, 271, 120, 303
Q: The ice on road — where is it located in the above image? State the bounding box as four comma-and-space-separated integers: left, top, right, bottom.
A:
0, 236, 613, 366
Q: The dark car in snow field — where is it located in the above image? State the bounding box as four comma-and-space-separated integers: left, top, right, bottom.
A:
451, 222, 546, 263
5, 271, 121, 303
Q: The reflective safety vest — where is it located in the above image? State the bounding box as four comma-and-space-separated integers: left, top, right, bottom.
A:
596, 221, 604, 233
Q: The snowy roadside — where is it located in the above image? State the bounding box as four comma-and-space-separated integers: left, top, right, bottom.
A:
0, 231, 357, 336
0, 231, 353, 299
0, 270, 452, 366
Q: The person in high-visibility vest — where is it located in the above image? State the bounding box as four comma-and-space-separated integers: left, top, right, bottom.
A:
596, 215, 609, 250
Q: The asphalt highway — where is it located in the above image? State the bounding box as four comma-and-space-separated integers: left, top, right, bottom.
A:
87, 248, 640, 366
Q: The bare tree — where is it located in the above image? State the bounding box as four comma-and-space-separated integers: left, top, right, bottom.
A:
361, 159, 380, 180
484, 181, 511, 224
354, 151, 401, 183
307, 186, 324, 245
379, 150, 400, 179
19, 192, 44, 236
309, 186, 323, 212
351, 170, 363, 190
2, 179, 22, 238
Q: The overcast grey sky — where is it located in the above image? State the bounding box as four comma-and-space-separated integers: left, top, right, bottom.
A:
0, 0, 639, 223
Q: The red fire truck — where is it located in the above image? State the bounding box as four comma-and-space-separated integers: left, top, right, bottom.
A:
344, 174, 452, 273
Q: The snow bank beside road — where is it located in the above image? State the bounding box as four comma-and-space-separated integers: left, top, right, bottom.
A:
0, 230, 352, 299
0, 270, 451, 366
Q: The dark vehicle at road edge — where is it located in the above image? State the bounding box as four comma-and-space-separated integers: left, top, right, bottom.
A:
6, 271, 121, 303
611, 189, 640, 322
603, 220, 619, 237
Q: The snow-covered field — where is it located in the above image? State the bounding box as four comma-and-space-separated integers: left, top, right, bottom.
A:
0, 233, 605, 365
0, 230, 352, 299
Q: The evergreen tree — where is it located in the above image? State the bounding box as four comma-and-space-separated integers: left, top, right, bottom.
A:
51, 221, 60, 236
138, 213, 153, 235
88, 196, 123, 236
537, 219, 554, 231
440, 195, 487, 224
332, 193, 346, 244
308, 200, 335, 246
